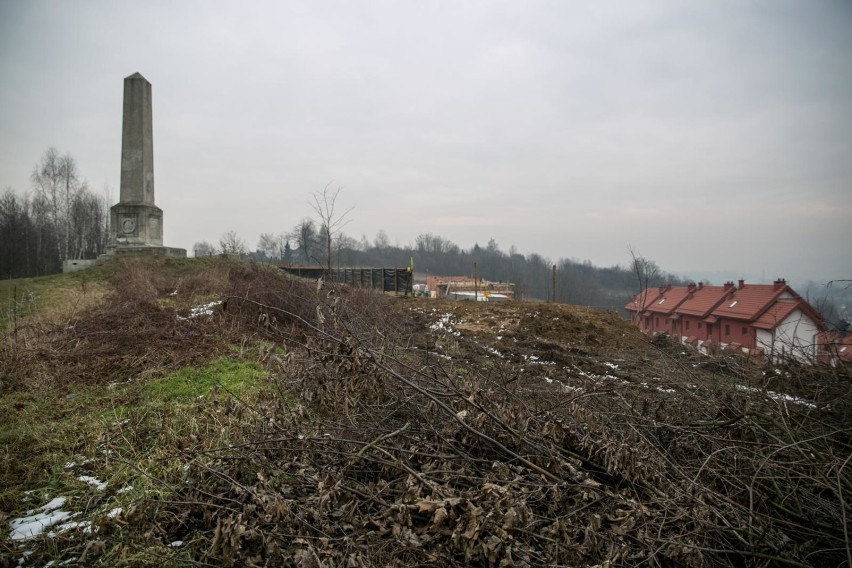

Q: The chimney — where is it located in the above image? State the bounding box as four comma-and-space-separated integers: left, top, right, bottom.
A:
697, 282, 704, 290
724, 281, 734, 290
738, 279, 745, 290
687, 282, 696, 293
773, 278, 786, 290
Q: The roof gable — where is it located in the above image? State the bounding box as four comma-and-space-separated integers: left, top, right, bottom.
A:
752, 301, 807, 330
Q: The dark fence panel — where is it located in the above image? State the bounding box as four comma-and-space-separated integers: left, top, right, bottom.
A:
278, 265, 412, 295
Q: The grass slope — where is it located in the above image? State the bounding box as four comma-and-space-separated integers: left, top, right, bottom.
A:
0, 256, 849, 567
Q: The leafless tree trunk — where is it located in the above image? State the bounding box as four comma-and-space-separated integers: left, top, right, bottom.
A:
219, 230, 247, 256
309, 183, 353, 273
628, 246, 659, 327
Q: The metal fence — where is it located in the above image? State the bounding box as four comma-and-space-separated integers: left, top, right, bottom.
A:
278, 265, 413, 295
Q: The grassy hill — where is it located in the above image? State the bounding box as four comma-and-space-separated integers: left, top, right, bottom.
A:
1, 257, 850, 567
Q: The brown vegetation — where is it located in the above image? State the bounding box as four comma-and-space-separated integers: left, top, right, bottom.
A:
1, 257, 850, 567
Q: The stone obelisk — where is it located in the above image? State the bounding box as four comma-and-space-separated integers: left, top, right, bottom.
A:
107, 72, 185, 256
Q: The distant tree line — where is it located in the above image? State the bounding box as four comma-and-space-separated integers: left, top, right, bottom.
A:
0, 148, 110, 279
196, 219, 686, 312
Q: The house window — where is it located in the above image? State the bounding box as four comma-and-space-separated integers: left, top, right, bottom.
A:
685, 320, 690, 331
742, 327, 748, 336
725, 324, 731, 337
698, 322, 702, 329
656, 317, 659, 326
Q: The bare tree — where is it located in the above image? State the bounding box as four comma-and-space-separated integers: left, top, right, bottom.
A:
257, 232, 280, 261
309, 183, 354, 272
628, 246, 660, 326
193, 241, 217, 257
373, 229, 390, 251
219, 230, 247, 256
31, 147, 63, 259
58, 152, 82, 260
290, 219, 318, 263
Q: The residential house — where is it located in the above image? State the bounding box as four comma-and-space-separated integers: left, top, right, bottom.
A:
625, 286, 663, 331
642, 284, 694, 339
626, 279, 823, 363
670, 282, 735, 351
425, 275, 515, 301
817, 328, 852, 366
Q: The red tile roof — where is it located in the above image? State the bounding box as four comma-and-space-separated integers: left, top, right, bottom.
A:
646, 286, 693, 316
752, 301, 802, 330
817, 330, 852, 363
675, 285, 732, 317
625, 288, 662, 312
711, 283, 788, 321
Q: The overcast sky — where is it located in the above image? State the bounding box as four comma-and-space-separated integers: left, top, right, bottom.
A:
1, 0, 850, 284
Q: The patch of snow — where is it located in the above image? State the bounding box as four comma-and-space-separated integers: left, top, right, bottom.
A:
429, 313, 461, 337
523, 354, 555, 366
734, 384, 817, 408
77, 476, 107, 491
9, 497, 72, 541
176, 300, 222, 321
168, 540, 184, 547
107, 507, 122, 518
656, 387, 676, 394
603, 362, 619, 370
48, 520, 92, 537
117, 485, 133, 494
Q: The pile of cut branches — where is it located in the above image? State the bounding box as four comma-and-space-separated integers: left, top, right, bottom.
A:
2, 259, 849, 567
118, 263, 850, 567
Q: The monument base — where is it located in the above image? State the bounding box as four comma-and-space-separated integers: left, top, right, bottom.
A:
100, 245, 187, 261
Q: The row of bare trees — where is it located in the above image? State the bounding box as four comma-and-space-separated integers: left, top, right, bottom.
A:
194, 184, 357, 269
1, 148, 110, 278
190, 184, 684, 311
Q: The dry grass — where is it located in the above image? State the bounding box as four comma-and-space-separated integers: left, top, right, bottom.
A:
1, 258, 850, 567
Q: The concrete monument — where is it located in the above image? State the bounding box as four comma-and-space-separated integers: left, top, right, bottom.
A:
107, 72, 185, 257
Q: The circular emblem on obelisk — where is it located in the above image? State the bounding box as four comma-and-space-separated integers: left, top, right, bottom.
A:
121, 218, 136, 234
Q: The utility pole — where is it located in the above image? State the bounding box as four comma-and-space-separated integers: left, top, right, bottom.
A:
474, 262, 478, 301
552, 265, 556, 303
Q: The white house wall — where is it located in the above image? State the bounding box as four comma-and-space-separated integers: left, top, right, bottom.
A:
756, 330, 774, 357
772, 309, 819, 362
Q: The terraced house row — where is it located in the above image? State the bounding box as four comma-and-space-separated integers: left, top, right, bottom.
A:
625, 279, 823, 363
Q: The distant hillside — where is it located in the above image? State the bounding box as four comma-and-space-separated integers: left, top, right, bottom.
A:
256, 235, 689, 312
